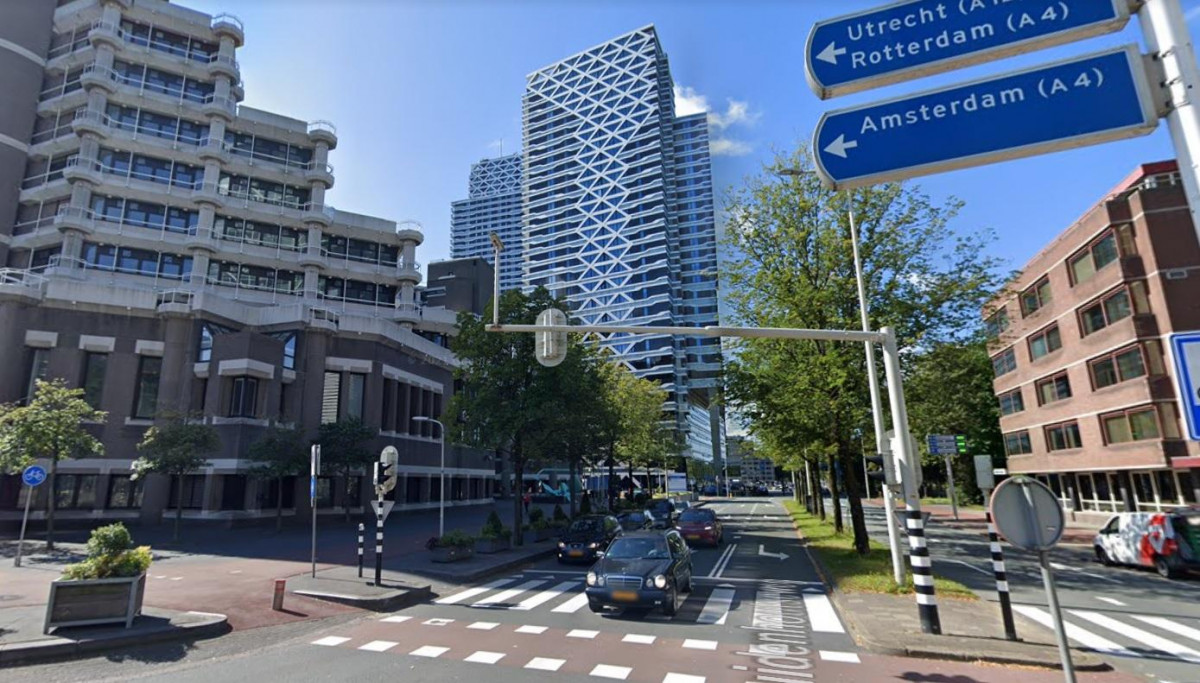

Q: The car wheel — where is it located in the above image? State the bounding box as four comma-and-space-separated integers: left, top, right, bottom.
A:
681, 572, 693, 593
1094, 546, 1114, 567
662, 588, 678, 617
1154, 556, 1179, 579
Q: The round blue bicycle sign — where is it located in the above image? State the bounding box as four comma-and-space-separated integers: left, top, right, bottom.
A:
22, 465, 47, 487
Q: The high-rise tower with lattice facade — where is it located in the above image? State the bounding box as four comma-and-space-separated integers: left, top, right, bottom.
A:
450, 153, 523, 292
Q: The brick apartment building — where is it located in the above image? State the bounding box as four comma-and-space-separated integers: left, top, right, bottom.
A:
986, 161, 1200, 514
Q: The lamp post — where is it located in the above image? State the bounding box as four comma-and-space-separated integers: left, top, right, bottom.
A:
413, 416, 446, 537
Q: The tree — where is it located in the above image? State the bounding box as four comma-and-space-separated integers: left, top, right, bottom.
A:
315, 418, 374, 522
605, 363, 672, 496
0, 379, 106, 550
247, 427, 308, 532
723, 145, 1005, 556
133, 415, 219, 543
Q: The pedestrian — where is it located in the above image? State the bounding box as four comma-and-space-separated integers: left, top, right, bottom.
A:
522, 489, 531, 515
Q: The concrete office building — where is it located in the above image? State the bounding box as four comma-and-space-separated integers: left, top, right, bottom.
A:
986, 161, 1200, 515
522, 26, 724, 462
0, 0, 491, 530
450, 154, 523, 292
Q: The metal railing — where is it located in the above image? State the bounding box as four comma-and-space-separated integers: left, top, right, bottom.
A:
211, 13, 245, 34
307, 120, 337, 137
75, 108, 207, 147
77, 156, 203, 192
0, 269, 48, 289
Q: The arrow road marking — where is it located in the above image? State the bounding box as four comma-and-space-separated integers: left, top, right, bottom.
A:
758, 545, 789, 561
824, 134, 858, 159
816, 41, 847, 65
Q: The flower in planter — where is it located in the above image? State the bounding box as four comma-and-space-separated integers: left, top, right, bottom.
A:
62, 523, 152, 580
479, 511, 512, 541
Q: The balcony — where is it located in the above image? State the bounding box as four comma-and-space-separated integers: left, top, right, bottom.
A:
303, 204, 333, 228
211, 13, 245, 47
200, 94, 237, 119
54, 206, 94, 235
70, 109, 108, 138
396, 259, 421, 282
207, 53, 240, 81
196, 136, 231, 163
87, 20, 122, 49
307, 120, 338, 148
192, 182, 225, 207
185, 227, 220, 252
395, 302, 421, 324
62, 156, 102, 185
304, 162, 335, 187
80, 63, 119, 94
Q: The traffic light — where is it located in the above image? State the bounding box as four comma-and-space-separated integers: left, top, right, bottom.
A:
864, 452, 898, 487
535, 308, 568, 367
955, 434, 968, 455
374, 446, 399, 497
373, 461, 392, 488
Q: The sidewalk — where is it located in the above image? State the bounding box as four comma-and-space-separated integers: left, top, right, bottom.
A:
865, 498, 1105, 544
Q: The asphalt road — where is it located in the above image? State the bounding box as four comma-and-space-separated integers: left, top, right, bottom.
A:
858, 499, 1200, 683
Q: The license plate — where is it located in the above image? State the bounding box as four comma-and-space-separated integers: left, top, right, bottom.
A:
611, 590, 638, 602
568, 550, 583, 557
686, 534, 701, 540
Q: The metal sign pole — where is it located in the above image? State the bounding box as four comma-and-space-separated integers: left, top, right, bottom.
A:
311, 444, 319, 579
1039, 550, 1078, 683
14, 486, 33, 568
374, 495, 384, 586
944, 455, 959, 521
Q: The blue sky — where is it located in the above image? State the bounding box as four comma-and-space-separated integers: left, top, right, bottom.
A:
183, 0, 1200, 277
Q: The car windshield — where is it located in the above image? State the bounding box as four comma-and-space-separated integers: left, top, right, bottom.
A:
679, 510, 713, 523
605, 537, 671, 559
568, 518, 602, 534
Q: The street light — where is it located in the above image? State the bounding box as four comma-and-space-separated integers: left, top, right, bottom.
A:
413, 416, 446, 537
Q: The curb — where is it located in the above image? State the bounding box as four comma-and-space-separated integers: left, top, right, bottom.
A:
293, 585, 432, 612
0, 611, 229, 667
425, 547, 557, 584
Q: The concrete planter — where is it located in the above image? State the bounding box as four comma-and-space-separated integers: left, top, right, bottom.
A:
474, 537, 512, 554
532, 526, 558, 542
430, 546, 473, 563
44, 573, 146, 634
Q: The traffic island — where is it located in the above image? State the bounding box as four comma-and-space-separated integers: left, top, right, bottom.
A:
287, 566, 432, 612
0, 605, 228, 666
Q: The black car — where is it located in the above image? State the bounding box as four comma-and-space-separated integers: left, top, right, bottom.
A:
557, 515, 622, 564
646, 500, 676, 528
617, 511, 654, 531
585, 530, 694, 616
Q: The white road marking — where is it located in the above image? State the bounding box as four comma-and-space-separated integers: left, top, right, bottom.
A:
229, 570, 242, 574
946, 559, 991, 575
819, 650, 861, 663
472, 579, 546, 609
410, 645, 449, 658
1013, 605, 1136, 658
467, 621, 499, 630
522, 569, 587, 575
515, 625, 548, 634
380, 615, 411, 623
358, 640, 397, 652
1133, 616, 1200, 645
1095, 596, 1126, 607
1070, 610, 1200, 664
515, 580, 579, 611
590, 664, 632, 679
802, 592, 845, 633
552, 591, 591, 613
568, 629, 600, 639
683, 639, 718, 650
525, 657, 565, 671
696, 587, 736, 625
707, 543, 738, 578
312, 636, 349, 647
623, 633, 656, 644
422, 618, 454, 626
663, 674, 705, 683
465, 651, 505, 664
436, 578, 513, 605
169, 577, 183, 581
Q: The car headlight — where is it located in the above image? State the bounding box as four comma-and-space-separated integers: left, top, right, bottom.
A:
588, 542, 600, 549
558, 542, 566, 549
653, 574, 667, 589
586, 572, 597, 586
704, 525, 714, 530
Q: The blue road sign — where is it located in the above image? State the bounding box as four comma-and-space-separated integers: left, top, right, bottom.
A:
22, 465, 47, 487
310, 475, 316, 501
814, 46, 1158, 190
805, 0, 1129, 99
1170, 332, 1200, 441
927, 435, 958, 455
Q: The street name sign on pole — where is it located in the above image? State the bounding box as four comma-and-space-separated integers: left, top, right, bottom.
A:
1169, 332, 1200, 440
814, 45, 1159, 190
926, 434, 958, 455
14, 465, 47, 568
806, 0, 1130, 99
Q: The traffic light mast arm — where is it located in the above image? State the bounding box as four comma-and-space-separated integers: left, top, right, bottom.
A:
489, 322, 885, 344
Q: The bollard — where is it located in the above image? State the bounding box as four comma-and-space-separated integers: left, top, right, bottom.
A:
987, 510, 1019, 641
272, 579, 286, 611
357, 523, 365, 578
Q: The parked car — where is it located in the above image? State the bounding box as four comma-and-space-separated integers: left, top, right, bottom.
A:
558, 515, 622, 564
1093, 509, 1200, 578
617, 510, 654, 531
751, 483, 769, 497
585, 529, 694, 616
677, 508, 722, 546
702, 484, 718, 496
646, 499, 676, 528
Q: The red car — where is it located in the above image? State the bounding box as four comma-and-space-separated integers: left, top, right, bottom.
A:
676, 508, 722, 546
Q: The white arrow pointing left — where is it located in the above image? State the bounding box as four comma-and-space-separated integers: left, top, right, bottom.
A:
824, 134, 858, 159
758, 544, 789, 561
817, 41, 847, 66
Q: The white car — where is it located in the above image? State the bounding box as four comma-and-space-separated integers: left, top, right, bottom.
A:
1093, 509, 1200, 578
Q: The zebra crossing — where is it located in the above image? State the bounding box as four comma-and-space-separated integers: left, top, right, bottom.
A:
1014, 604, 1200, 667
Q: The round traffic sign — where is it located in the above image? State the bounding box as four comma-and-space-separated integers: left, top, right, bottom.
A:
989, 476, 1064, 551
22, 465, 47, 487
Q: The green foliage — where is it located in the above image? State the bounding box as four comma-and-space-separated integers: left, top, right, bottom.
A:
0, 378, 105, 472
603, 363, 675, 471
528, 507, 546, 524
62, 523, 152, 580
479, 511, 511, 540
552, 503, 568, 522
435, 530, 475, 549
132, 415, 218, 479
315, 418, 374, 519
247, 427, 308, 479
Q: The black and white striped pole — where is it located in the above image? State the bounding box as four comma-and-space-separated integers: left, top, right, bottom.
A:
881, 326, 941, 635
373, 493, 384, 586
975, 455, 1017, 641
357, 523, 364, 579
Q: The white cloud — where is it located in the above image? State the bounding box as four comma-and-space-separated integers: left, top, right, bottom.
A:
710, 138, 754, 157
674, 85, 709, 117
673, 85, 758, 156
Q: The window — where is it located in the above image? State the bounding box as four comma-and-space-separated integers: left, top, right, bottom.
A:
282, 334, 296, 370
26, 348, 49, 401
321, 371, 340, 424
1020, 277, 1052, 316
1078, 284, 1147, 336
985, 308, 1009, 339
132, 356, 162, 419
998, 389, 1025, 416
54, 474, 97, 509
1089, 346, 1147, 389
81, 352, 107, 408
346, 374, 366, 421
228, 376, 258, 418
106, 475, 144, 509
1045, 422, 1083, 451
168, 475, 205, 509
1036, 372, 1072, 405
1069, 231, 1121, 284
1028, 324, 1062, 360
992, 348, 1017, 377
1101, 407, 1161, 444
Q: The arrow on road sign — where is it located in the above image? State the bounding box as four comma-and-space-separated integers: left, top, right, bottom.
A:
816, 41, 847, 66
758, 544, 790, 561
823, 134, 858, 158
